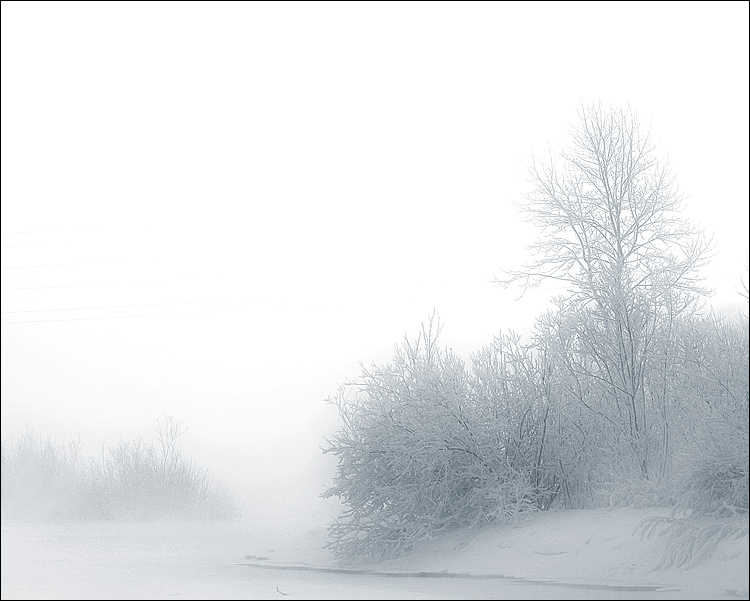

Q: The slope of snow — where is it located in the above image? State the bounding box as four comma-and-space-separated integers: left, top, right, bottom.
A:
352, 507, 749, 599
2, 508, 748, 600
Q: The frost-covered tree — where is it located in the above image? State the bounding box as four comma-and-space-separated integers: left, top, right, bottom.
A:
499, 104, 713, 478
321, 107, 742, 562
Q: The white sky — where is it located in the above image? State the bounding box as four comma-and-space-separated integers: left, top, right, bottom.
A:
1, 1, 748, 518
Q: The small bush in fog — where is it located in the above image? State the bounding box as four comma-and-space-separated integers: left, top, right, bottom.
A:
0, 417, 240, 522
1, 428, 86, 521
98, 417, 239, 520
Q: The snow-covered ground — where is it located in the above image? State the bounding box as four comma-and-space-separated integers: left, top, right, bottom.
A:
1, 508, 747, 600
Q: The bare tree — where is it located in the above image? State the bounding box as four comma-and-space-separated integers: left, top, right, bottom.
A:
499, 104, 713, 477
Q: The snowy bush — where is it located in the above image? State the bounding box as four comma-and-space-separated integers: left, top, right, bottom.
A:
97, 417, 239, 520
0, 428, 86, 521
323, 315, 546, 562
672, 419, 748, 519
0, 417, 240, 522
634, 310, 749, 568
671, 313, 749, 518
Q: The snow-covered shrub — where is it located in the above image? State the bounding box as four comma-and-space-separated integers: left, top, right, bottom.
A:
323, 316, 545, 562
671, 313, 749, 518
95, 417, 240, 520
635, 311, 749, 568
0, 428, 86, 521
101, 434, 238, 520
0, 418, 240, 522
672, 420, 748, 519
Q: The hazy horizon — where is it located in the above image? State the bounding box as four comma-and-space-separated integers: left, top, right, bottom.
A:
2, 1, 748, 525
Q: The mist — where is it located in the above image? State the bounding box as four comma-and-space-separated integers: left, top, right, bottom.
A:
2, 2, 749, 599
2, 0, 748, 523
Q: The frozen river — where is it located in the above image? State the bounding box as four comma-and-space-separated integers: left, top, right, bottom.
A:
0, 518, 743, 600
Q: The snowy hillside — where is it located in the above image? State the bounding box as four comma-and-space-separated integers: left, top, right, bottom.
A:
2, 506, 748, 600
353, 507, 749, 599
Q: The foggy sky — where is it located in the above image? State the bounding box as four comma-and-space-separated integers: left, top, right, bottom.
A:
1, 1, 748, 522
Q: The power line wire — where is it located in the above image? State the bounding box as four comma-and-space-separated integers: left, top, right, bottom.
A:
1, 243, 76, 249
1, 228, 102, 236
1, 276, 210, 291
1, 298, 250, 314
1, 260, 128, 270
1, 307, 248, 325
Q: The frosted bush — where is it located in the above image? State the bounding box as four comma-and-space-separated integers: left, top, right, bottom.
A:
323, 316, 546, 562
0, 419, 240, 522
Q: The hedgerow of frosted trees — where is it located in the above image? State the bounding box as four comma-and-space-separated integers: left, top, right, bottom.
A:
322, 105, 748, 562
